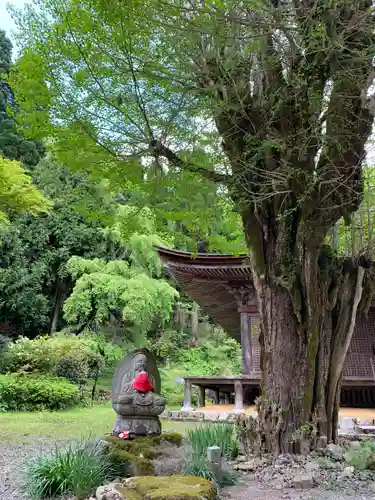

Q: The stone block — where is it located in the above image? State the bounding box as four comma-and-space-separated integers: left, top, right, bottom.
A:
326, 443, 343, 461
218, 412, 230, 421
293, 473, 314, 490
234, 458, 262, 471
169, 411, 180, 420
113, 415, 161, 436
96, 482, 124, 500
189, 411, 205, 421
204, 412, 220, 421
339, 466, 354, 479
207, 445, 221, 463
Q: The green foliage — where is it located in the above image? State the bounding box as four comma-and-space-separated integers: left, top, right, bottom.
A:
344, 441, 375, 470
0, 334, 9, 374
23, 438, 120, 499
0, 157, 123, 336
184, 455, 218, 486
64, 255, 178, 336
186, 423, 238, 459
0, 156, 51, 223
175, 342, 241, 377
0, 30, 44, 168
184, 422, 239, 489
0, 334, 9, 356
129, 233, 166, 278
55, 356, 89, 384
2, 333, 122, 378
0, 374, 79, 411
159, 330, 241, 406
148, 328, 190, 362
8, 1, 246, 257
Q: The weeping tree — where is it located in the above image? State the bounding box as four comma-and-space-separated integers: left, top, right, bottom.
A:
9, 0, 375, 452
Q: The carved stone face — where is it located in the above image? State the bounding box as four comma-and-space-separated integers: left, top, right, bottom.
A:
134, 353, 147, 373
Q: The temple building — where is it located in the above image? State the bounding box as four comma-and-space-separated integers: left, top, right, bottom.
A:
156, 246, 375, 411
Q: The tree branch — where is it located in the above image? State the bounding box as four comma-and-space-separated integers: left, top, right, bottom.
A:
149, 140, 231, 183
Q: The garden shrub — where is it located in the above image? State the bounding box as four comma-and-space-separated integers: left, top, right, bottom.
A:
55, 356, 89, 384
23, 439, 122, 499
344, 441, 375, 470
159, 341, 241, 406
0, 334, 9, 372
0, 334, 9, 356
0, 374, 79, 411
2, 333, 122, 378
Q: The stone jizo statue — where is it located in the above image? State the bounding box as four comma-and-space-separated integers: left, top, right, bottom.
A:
112, 348, 166, 436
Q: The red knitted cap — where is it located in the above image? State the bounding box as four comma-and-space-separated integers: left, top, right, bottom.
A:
133, 371, 153, 392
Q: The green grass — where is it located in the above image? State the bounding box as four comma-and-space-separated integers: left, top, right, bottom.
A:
0, 403, 197, 445
23, 438, 120, 499
186, 423, 238, 459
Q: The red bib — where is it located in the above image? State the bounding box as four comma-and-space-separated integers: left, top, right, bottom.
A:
133, 371, 153, 392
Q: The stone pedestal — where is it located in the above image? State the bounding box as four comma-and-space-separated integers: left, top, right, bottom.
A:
113, 415, 162, 437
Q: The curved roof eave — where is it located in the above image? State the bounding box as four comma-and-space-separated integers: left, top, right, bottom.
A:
155, 246, 254, 340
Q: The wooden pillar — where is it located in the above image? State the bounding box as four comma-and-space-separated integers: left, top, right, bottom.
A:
197, 386, 206, 408
241, 312, 253, 375
182, 379, 194, 411
234, 380, 244, 412
212, 389, 220, 405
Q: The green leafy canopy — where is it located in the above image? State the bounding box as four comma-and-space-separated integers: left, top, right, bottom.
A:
64, 256, 178, 335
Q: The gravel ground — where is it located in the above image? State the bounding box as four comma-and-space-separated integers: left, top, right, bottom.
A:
0, 438, 70, 500
222, 478, 375, 499
2, 439, 375, 500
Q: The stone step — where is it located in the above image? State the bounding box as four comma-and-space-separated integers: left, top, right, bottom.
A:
355, 425, 375, 434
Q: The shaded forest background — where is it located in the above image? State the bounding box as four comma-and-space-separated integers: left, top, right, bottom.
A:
0, 29, 244, 406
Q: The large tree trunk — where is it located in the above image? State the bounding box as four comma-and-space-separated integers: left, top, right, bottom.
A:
246, 219, 366, 454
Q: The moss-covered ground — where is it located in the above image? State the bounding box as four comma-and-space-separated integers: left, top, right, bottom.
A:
104, 433, 184, 477
118, 476, 216, 499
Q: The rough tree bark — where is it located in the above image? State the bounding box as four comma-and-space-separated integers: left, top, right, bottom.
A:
249, 235, 366, 452
203, 1, 374, 453
152, 0, 375, 453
